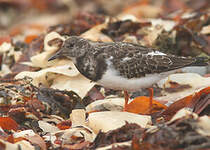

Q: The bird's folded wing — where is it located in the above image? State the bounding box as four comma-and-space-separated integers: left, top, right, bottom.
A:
111, 54, 195, 79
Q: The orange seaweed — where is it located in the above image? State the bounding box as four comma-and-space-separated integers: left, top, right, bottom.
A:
0, 117, 18, 131
124, 96, 167, 114
24, 35, 38, 44
56, 120, 72, 130
0, 36, 11, 45
161, 86, 210, 121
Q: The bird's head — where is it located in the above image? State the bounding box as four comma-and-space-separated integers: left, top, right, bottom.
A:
48, 36, 90, 62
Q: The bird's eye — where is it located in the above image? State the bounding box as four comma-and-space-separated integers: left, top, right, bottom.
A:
66, 43, 74, 48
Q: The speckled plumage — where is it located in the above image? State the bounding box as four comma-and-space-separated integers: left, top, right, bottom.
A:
48, 36, 208, 91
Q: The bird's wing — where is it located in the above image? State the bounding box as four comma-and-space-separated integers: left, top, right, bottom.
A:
92, 41, 196, 79
111, 49, 196, 79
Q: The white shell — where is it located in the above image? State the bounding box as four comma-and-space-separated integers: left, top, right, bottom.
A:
87, 111, 151, 133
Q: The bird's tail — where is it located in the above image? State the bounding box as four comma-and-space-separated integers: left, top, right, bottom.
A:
191, 57, 209, 66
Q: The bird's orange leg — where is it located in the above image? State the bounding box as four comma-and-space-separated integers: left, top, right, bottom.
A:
123, 90, 129, 111
147, 88, 154, 113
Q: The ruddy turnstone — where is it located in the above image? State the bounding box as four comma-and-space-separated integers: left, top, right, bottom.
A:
48, 36, 208, 109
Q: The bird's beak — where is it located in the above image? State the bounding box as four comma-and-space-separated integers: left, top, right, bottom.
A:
48, 50, 62, 61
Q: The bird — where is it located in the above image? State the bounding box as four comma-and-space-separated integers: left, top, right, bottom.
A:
48, 36, 208, 111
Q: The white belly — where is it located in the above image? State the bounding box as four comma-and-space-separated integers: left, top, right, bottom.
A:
97, 66, 174, 91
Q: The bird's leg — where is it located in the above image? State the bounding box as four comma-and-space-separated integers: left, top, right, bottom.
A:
123, 90, 129, 110
147, 88, 154, 113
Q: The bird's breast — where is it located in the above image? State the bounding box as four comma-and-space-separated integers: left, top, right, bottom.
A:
97, 65, 165, 91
